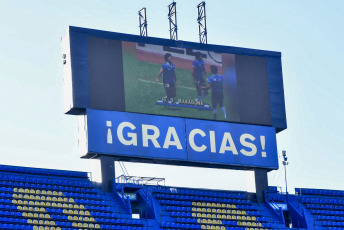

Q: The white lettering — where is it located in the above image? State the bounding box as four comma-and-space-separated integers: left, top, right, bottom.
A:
163, 127, 183, 149
209, 131, 216, 153
189, 129, 207, 152
117, 122, 137, 146
142, 124, 161, 148
219, 132, 238, 155
240, 134, 257, 156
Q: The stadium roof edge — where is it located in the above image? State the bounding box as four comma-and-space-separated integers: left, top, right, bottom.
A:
67, 26, 282, 58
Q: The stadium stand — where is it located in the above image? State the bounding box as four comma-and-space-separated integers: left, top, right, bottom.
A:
0, 165, 150, 230
2, 164, 344, 230
295, 188, 344, 229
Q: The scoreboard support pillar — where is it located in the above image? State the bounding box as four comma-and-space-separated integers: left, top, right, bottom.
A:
254, 169, 269, 203
99, 155, 115, 193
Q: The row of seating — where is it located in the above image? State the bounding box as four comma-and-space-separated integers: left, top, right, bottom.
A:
316, 215, 344, 221
158, 200, 256, 210
322, 220, 344, 227
0, 182, 96, 194
155, 194, 252, 204
305, 204, 344, 211
310, 209, 344, 216
295, 188, 344, 197
0, 174, 91, 188
301, 197, 344, 205
155, 187, 247, 199
0, 165, 87, 179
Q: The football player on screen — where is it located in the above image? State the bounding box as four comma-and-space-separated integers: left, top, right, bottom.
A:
192, 52, 208, 101
202, 65, 226, 120
156, 53, 177, 103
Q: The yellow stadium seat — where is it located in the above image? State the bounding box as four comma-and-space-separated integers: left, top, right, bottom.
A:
13, 194, 18, 198
202, 213, 206, 218
19, 188, 24, 193
202, 208, 207, 212
246, 216, 251, 221
40, 207, 45, 212
58, 191, 63, 196
211, 203, 216, 207
38, 227, 44, 230
197, 213, 202, 218
221, 226, 226, 230
56, 228, 61, 230
35, 190, 41, 194
226, 210, 231, 214
251, 216, 256, 221
201, 225, 206, 229
28, 213, 33, 217
52, 191, 58, 196
221, 209, 226, 214
89, 224, 95, 228
232, 204, 237, 209
12, 200, 18, 204
95, 224, 101, 229
13, 188, 18, 192
73, 210, 78, 214
89, 217, 95, 222
217, 203, 221, 208
252, 222, 257, 227
69, 198, 74, 203
24, 189, 30, 193
242, 210, 247, 215
33, 220, 39, 224
206, 214, 211, 218
237, 210, 242, 215
197, 202, 202, 206
201, 202, 206, 207
79, 205, 85, 209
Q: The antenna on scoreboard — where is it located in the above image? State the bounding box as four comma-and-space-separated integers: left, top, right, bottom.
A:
197, 1, 207, 44
168, 1, 178, 40
138, 7, 148, 37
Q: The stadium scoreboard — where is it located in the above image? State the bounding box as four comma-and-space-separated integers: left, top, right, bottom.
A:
62, 26, 286, 170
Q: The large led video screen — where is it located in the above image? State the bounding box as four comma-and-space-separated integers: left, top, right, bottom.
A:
63, 26, 287, 132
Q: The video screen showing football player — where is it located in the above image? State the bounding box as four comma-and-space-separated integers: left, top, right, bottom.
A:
202, 65, 226, 120
192, 52, 208, 101
156, 53, 177, 103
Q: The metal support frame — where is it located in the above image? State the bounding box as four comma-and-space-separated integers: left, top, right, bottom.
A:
138, 7, 148, 37
168, 2, 178, 40
282, 150, 289, 203
197, 1, 207, 44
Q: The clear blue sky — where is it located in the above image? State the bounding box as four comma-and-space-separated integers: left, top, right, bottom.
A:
0, 0, 343, 193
